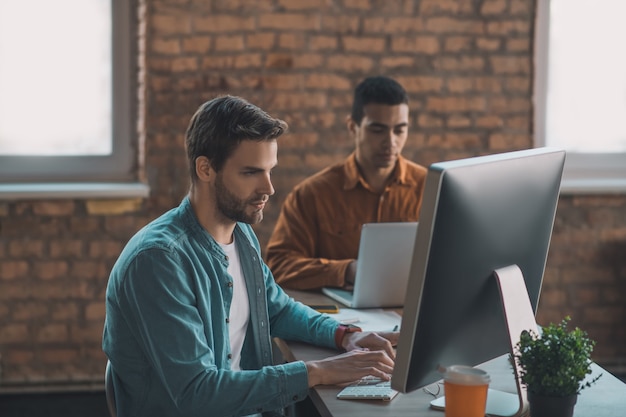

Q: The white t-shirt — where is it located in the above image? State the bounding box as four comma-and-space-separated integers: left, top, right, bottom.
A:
220, 236, 250, 371
220, 237, 261, 417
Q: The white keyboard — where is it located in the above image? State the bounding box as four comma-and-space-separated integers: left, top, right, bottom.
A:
336, 377, 399, 401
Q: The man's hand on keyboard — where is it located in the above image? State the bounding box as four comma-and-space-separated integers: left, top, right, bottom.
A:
305, 349, 394, 388
341, 331, 398, 358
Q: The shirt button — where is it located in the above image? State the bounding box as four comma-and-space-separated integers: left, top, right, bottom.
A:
225, 255, 229, 261
227, 281, 233, 287
227, 353, 232, 359
292, 395, 299, 401
225, 318, 230, 323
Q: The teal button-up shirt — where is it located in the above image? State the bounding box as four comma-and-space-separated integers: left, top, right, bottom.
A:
103, 197, 340, 417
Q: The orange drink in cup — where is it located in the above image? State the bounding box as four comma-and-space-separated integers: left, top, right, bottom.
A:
441, 365, 490, 417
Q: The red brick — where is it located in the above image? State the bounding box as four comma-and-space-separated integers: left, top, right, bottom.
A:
433, 56, 485, 71
40, 348, 78, 364
193, 15, 255, 32
343, 0, 371, 10
201, 53, 263, 69
86, 302, 106, 321
307, 112, 338, 129
505, 77, 530, 92
9, 240, 44, 258
181, 36, 211, 53
511, 0, 533, 15
476, 37, 501, 51
447, 77, 474, 93
265, 92, 328, 111
418, 114, 444, 128
259, 13, 320, 30
304, 74, 351, 90
310, 35, 338, 51
49, 240, 84, 258
215, 35, 245, 51
504, 115, 529, 129
292, 53, 324, 69
427, 96, 487, 112
0, 261, 30, 280
490, 56, 530, 74
33, 201, 75, 216
277, 0, 327, 10
34, 261, 69, 280
392, 36, 440, 54
364, 17, 424, 34
395, 76, 444, 93
246, 32, 276, 50
380, 56, 416, 68
507, 38, 530, 52
343, 36, 386, 53
488, 96, 531, 113
171, 57, 198, 72
278, 132, 319, 149
70, 261, 105, 280
326, 55, 374, 72
50, 302, 81, 320
447, 115, 472, 128
425, 17, 485, 34
488, 132, 531, 149
322, 15, 361, 33
444, 36, 472, 52
152, 13, 192, 35
152, 38, 182, 54
420, 0, 473, 14
0, 324, 29, 343
278, 33, 306, 50
476, 115, 503, 128
486, 20, 530, 35
480, 0, 507, 15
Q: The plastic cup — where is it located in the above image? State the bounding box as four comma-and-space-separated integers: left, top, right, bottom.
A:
442, 365, 490, 417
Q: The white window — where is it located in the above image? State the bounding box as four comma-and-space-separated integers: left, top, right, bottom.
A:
535, 0, 626, 193
0, 0, 147, 199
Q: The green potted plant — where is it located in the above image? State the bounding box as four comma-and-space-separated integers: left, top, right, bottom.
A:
514, 316, 602, 417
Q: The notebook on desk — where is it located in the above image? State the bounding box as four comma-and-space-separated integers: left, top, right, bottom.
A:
322, 222, 418, 308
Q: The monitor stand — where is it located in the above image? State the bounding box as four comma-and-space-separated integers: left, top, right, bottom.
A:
429, 265, 534, 417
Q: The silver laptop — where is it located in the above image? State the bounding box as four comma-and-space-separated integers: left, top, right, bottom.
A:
322, 222, 418, 308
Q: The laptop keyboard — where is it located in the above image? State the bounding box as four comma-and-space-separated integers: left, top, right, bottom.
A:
336, 377, 399, 401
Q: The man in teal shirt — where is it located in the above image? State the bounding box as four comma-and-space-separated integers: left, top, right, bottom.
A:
102, 95, 397, 417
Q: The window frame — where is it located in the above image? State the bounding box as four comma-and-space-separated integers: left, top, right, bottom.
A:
0, 0, 147, 199
534, 0, 626, 194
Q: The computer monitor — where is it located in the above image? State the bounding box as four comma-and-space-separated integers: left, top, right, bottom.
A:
391, 148, 565, 398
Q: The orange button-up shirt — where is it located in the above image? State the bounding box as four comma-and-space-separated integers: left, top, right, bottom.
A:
265, 153, 427, 290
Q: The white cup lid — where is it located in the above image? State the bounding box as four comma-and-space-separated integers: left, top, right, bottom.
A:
440, 365, 491, 385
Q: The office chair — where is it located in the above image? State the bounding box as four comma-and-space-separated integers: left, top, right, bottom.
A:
105, 360, 117, 417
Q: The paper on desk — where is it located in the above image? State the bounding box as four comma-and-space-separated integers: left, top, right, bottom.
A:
323, 308, 401, 332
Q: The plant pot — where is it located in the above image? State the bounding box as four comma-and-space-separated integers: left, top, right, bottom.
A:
527, 391, 578, 417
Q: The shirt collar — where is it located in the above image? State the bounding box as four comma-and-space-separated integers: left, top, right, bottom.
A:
342, 153, 416, 190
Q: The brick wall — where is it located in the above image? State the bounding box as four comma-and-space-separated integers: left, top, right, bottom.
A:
0, 0, 625, 387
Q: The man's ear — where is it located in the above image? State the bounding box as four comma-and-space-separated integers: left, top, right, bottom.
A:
195, 156, 213, 182
346, 115, 357, 137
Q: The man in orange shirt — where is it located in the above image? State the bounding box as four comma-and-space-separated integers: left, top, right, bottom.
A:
266, 76, 428, 290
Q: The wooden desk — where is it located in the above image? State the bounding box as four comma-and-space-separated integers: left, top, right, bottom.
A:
276, 290, 626, 417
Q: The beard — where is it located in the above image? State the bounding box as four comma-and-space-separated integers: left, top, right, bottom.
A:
214, 173, 265, 224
